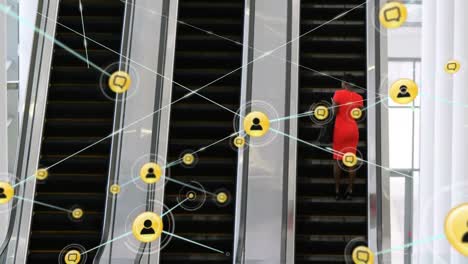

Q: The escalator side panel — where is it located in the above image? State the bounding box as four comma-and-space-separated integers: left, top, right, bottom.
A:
26, 1, 125, 263
3, 1, 60, 262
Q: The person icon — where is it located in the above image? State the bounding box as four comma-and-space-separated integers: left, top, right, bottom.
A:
0, 188, 6, 199
250, 118, 263, 131
140, 219, 155, 235
397, 85, 411, 98
146, 168, 156, 179
462, 221, 468, 243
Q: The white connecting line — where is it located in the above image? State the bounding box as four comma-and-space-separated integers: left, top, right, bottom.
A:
13, 195, 73, 213
269, 128, 413, 179
0, 0, 399, 258
3, 0, 383, 202
80, 196, 225, 256
270, 97, 385, 123
119, 131, 239, 189
78, 0, 89, 68
122, 0, 376, 96
7, 0, 371, 189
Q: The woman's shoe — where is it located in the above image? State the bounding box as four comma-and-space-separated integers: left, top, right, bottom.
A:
343, 190, 353, 200
335, 191, 342, 201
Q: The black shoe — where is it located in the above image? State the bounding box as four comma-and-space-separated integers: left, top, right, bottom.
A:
335, 192, 342, 201
344, 190, 353, 200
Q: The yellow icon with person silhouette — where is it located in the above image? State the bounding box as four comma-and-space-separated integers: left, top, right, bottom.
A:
139, 162, 162, 184
108, 71, 131, 93
0, 182, 14, 204
132, 212, 163, 243
243, 111, 270, 137
445, 203, 468, 256
389, 79, 418, 105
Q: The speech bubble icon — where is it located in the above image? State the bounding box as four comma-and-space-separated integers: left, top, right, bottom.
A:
108, 71, 131, 93
445, 60, 461, 74
68, 254, 78, 261
317, 109, 325, 117
113, 75, 127, 89
379, 2, 407, 29
384, 6, 401, 22
447, 63, 457, 71
357, 250, 370, 263
352, 246, 374, 264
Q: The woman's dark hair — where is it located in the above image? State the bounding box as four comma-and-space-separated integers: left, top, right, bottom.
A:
341, 74, 356, 89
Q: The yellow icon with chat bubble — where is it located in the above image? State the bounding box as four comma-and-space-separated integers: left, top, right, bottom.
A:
352, 246, 374, 264
108, 71, 131, 93
350, 108, 362, 120
64, 249, 81, 264
313, 105, 329, 121
342, 152, 358, 168
445, 60, 461, 74
379, 2, 407, 29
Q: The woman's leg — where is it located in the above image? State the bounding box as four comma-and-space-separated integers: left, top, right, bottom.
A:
348, 170, 355, 192
333, 160, 342, 196
344, 169, 356, 200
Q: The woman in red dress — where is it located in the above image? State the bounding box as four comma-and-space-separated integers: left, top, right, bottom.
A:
332, 77, 363, 200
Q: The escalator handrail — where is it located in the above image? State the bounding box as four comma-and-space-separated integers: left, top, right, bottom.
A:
0, 0, 59, 262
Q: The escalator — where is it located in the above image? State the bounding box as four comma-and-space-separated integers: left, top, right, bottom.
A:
295, 1, 368, 263
161, 0, 244, 263
27, 0, 124, 263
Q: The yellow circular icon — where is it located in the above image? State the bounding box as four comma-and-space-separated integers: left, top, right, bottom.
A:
445, 203, 468, 256
379, 2, 408, 29
64, 249, 82, 264
445, 60, 461, 74
108, 71, 131, 93
243, 111, 270, 137
110, 184, 121, 195
139, 162, 162, 184
187, 191, 196, 200
132, 212, 163, 243
342, 152, 358, 168
352, 246, 374, 264
35, 168, 49, 181
350, 108, 362, 120
233, 136, 246, 148
389, 79, 419, 105
313, 105, 329, 121
71, 208, 84, 219
216, 192, 228, 204
0, 182, 14, 204
182, 153, 195, 166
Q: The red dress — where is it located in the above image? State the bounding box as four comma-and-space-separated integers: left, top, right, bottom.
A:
332, 89, 363, 160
